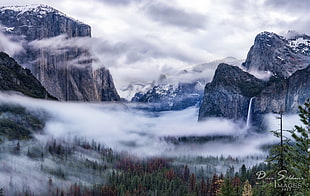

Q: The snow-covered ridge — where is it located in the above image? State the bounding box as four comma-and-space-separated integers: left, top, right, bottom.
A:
287, 37, 310, 55
0, 4, 86, 24
0, 4, 55, 14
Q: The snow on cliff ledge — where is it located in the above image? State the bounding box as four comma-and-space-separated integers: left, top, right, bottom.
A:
0, 4, 85, 24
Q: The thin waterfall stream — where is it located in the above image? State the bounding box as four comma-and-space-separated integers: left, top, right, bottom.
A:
246, 97, 254, 128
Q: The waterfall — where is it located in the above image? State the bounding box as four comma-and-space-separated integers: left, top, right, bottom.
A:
246, 97, 254, 128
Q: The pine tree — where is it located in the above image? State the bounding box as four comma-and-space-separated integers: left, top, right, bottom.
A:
267, 112, 294, 173
266, 100, 310, 195
239, 164, 247, 182
290, 100, 310, 177
189, 173, 196, 192
183, 165, 190, 182
242, 180, 252, 196
267, 111, 300, 196
219, 178, 237, 196
200, 178, 208, 196
210, 174, 223, 196
290, 99, 310, 194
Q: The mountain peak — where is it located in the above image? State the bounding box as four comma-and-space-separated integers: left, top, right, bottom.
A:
0, 5, 120, 102
1, 4, 58, 15
243, 31, 310, 78
211, 63, 265, 97
0, 4, 85, 25
257, 31, 279, 38
254, 31, 285, 48
287, 34, 310, 56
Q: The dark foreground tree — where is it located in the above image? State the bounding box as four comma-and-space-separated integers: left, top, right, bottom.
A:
290, 99, 310, 195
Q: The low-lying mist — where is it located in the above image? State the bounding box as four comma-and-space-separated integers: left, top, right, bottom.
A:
0, 92, 298, 158
0, 92, 305, 195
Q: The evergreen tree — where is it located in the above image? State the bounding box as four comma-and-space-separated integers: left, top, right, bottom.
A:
290, 99, 310, 194
266, 100, 310, 195
183, 165, 190, 182
219, 178, 237, 196
267, 111, 294, 171
291, 100, 310, 178
239, 164, 247, 182
189, 173, 196, 192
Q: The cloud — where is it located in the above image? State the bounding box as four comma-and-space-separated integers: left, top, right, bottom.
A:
264, 0, 310, 11
243, 68, 273, 81
0, 30, 24, 56
263, 113, 302, 132
3, 0, 310, 99
144, 1, 206, 30
0, 93, 282, 157
29, 34, 92, 52
27, 33, 214, 99
96, 0, 139, 6
28, 34, 205, 66
262, 0, 310, 34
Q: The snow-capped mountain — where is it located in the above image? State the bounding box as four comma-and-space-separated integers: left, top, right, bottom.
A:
120, 57, 242, 102
243, 31, 310, 78
131, 57, 242, 111
287, 34, 310, 56
0, 4, 85, 26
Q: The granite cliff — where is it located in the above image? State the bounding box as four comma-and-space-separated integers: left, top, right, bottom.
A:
198, 63, 265, 121
0, 5, 120, 101
243, 31, 310, 78
199, 32, 310, 129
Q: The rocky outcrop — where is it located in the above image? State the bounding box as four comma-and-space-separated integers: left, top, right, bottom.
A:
199, 63, 310, 129
198, 63, 265, 121
0, 5, 120, 101
199, 32, 310, 130
94, 67, 120, 101
0, 51, 54, 99
286, 66, 310, 111
242, 31, 310, 78
251, 66, 310, 128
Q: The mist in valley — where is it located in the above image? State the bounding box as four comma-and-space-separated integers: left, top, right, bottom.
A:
0, 93, 284, 157
0, 93, 303, 195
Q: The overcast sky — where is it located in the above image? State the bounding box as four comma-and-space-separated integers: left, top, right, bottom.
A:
1, 0, 310, 96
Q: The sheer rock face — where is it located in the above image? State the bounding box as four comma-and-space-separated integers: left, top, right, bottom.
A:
242, 31, 310, 78
198, 63, 310, 129
0, 5, 120, 101
198, 63, 265, 122
199, 32, 310, 129
93, 67, 120, 101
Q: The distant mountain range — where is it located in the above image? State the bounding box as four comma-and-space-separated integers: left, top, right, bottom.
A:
131, 57, 242, 111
